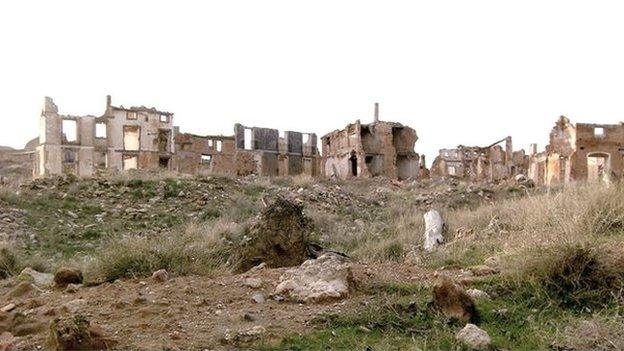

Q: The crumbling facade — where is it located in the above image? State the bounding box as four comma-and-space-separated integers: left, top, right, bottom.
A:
528, 116, 624, 186
431, 137, 528, 182
35, 96, 175, 177
321, 106, 425, 180
174, 124, 321, 177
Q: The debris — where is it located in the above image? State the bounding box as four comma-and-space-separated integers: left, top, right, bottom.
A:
47, 315, 116, 351
468, 265, 499, 277
275, 253, 354, 303
54, 267, 83, 287
456, 323, 491, 350
7, 281, 35, 298
0, 305, 15, 313
243, 278, 263, 289
18, 268, 53, 288
151, 269, 169, 283
423, 209, 444, 252
222, 326, 266, 346
251, 292, 265, 304
233, 197, 311, 272
432, 275, 479, 323
466, 289, 490, 300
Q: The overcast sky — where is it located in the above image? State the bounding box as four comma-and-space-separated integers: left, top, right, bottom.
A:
2, 1, 624, 165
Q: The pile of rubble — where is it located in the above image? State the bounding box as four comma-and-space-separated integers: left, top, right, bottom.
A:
0, 200, 30, 242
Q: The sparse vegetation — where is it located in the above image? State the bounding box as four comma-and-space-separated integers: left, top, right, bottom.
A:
1, 174, 624, 349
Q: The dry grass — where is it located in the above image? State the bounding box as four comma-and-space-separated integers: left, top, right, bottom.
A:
553, 315, 624, 350
86, 218, 245, 282
342, 183, 624, 267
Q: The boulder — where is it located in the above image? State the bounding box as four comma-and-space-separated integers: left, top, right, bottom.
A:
47, 316, 116, 351
432, 275, 479, 323
456, 323, 491, 350
468, 265, 499, 277
233, 198, 311, 272
18, 268, 53, 288
53, 267, 83, 287
423, 210, 444, 252
275, 253, 354, 303
243, 278, 263, 289
7, 281, 35, 298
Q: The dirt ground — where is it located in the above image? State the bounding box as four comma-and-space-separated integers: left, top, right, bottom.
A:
1, 262, 441, 350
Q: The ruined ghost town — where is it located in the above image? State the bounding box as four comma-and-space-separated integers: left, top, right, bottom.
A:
0, 95, 619, 186
2, 95, 624, 350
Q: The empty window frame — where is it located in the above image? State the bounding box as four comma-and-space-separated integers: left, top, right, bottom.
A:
95, 123, 107, 138
123, 126, 140, 151
303, 134, 310, 143
127, 111, 137, 120
62, 120, 78, 143
63, 149, 76, 163
216, 140, 222, 152
594, 127, 605, 137
95, 151, 107, 168
244, 129, 252, 150
160, 114, 169, 123
123, 155, 138, 170
208, 139, 213, 147
201, 154, 212, 165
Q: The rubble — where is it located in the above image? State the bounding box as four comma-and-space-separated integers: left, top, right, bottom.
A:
274, 253, 354, 303
151, 269, 169, 283
47, 315, 116, 351
233, 197, 311, 272
423, 209, 444, 252
432, 275, 479, 323
18, 268, 53, 288
456, 324, 491, 350
53, 267, 83, 287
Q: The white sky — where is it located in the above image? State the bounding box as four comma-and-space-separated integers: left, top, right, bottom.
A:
2, 1, 624, 165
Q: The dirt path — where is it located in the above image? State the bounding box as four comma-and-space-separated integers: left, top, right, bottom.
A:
1, 262, 438, 350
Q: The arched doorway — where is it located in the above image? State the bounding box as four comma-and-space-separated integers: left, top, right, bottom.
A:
587, 152, 610, 183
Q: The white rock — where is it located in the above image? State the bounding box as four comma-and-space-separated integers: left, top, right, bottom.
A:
19, 268, 53, 288
275, 253, 353, 303
456, 323, 491, 350
251, 292, 265, 304
423, 209, 444, 252
466, 289, 490, 300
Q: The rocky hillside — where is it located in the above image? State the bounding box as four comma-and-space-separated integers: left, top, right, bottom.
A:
1, 174, 622, 350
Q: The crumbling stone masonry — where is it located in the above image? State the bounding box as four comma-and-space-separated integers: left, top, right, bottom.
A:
431, 137, 528, 182
528, 116, 624, 186
174, 124, 321, 177
35, 96, 175, 177
320, 105, 425, 180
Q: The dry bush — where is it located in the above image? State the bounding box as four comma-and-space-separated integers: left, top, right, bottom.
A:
503, 243, 624, 309
0, 244, 49, 278
88, 219, 244, 282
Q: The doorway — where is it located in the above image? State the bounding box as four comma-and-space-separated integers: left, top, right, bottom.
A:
587, 152, 610, 183
349, 151, 358, 176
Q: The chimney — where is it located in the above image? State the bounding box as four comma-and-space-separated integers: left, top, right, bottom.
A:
106, 95, 112, 108
374, 102, 379, 123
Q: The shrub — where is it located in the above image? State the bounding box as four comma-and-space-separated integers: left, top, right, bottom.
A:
504, 244, 624, 309
89, 219, 242, 282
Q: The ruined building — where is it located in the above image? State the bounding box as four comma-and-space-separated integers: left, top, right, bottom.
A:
431, 137, 528, 182
528, 116, 624, 186
174, 124, 321, 177
320, 104, 425, 180
35, 96, 175, 177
